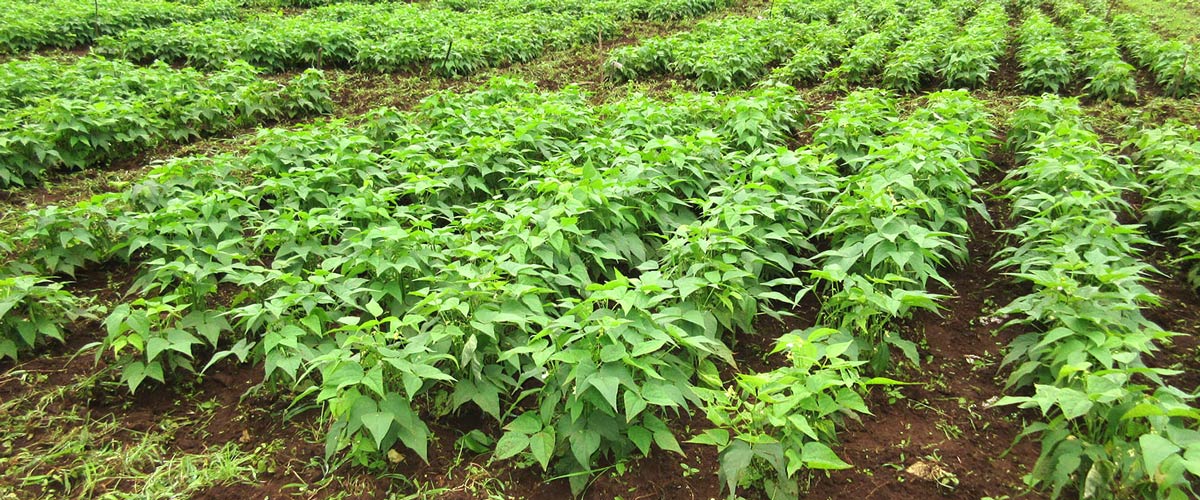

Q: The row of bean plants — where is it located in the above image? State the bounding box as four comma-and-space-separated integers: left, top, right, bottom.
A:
606, 0, 933, 90
605, 15, 821, 90
818, 1, 927, 87
1112, 14, 1200, 98
0, 56, 332, 188
1130, 124, 1200, 288
694, 88, 995, 498
0, 0, 235, 54
879, 0, 970, 92
98, 0, 728, 76
439, 0, 730, 21
939, 0, 1008, 88
1, 79, 862, 497
995, 96, 1199, 499
608, 0, 1019, 91
1048, 0, 1138, 100
1015, 9, 1076, 93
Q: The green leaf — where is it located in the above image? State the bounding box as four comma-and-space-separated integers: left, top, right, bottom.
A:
360, 412, 394, 449
589, 375, 621, 414
1121, 403, 1166, 420
623, 390, 647, 422
571, 429, 601, 467
653, 427, 684, 455
801, 441, 851, 470
719, 439, 754, 494
530, 430, 555, 470
493, 431, 530, 461
1140, 433, 1181, 475
628, 425, 653, 455
687, 429, 729, 447
506, 413, 542, 435
1055, 388, 1094, 420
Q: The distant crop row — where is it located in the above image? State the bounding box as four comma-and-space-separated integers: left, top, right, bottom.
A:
0, 56, 331, 188
439, 0, 731, 21
696, 88, 996, 497
608, 0, 1198, 98
605, 0, 928, 90
97, 0, 728, 76
0, 0, 236, 54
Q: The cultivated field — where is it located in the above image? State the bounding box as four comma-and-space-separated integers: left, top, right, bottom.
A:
1, 0, 1198, 499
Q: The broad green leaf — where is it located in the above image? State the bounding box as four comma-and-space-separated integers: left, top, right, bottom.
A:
360, 411, 394, 449
493, 431, 530, 461
801, 441, 851, 470
530, 430, 555, 470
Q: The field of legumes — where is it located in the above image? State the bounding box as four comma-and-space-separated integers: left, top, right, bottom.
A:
2, 0, 1199, 498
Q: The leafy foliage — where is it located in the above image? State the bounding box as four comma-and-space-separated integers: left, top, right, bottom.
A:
995, 96, 1200, 499
99, 0, 725, 76
1130, 124, 1200, 288
9, 79, 822, 494
1016, 10, 1076, 93
0, 0, 235, 54
0, 57, 332, 188
0, 275, 99, 361
699, 89, 993, 499
1049, 0, 1138, 100
939, 1, 1008, 89
1113, 15, 1200, 98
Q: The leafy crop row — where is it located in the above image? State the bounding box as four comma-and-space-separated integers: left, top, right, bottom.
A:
0, 0, 235, 54
0, 275, 98, 361
995, 96, 1199, 499
440, 0, 731, 21
1015, 9, 1075, 93
605, 15, 819, 90
939, 1, 1008, 88
1049, 0, 1138, 100
6, 78, 822, 495
822, 5, 920, 87
99, 0, 727, 76
696, 89, 995, 498
606, 0, 943, 90
880, 0, 968, 92
0, 56, 331, 188
1130, 124, 1200, 288
1113, 15, 1200, 98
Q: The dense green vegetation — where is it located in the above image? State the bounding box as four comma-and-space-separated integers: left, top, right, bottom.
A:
2, 0, 1199, 498
0, 57, 332, 187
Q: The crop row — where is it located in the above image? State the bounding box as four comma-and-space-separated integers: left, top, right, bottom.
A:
878, 0, 970, 92
695, 88, 995, 496
3, 79, 824, 495
0, 0, 236, 54
1113, 14, 1200, 98
97, 0, 729, 75
0, 56, 332, 188
1131, 124, 1200, 289
439, 0, 731, 21
1015, 9, 1075, 93
1048, 0, 1139, 100
604, 0, 929, 90
608, 0, 1200, 98
607, 0, 1019, 92
0, 80, 1005, 497
995, 97, 1199, 498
